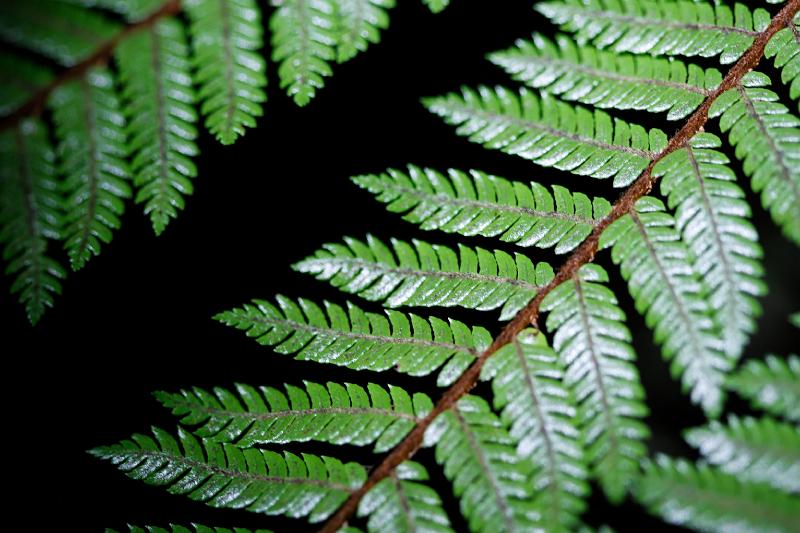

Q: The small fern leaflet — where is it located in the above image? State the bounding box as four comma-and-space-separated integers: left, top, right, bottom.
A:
91, 427, 366, 522
537, 0, 770, 64
157, 381, 432, 453
215, 296, 490, 386
425, 87, 667, 187
727, 354, 800, 422
425, 395, 539, 533
481, 329, 588, 531
50, 69, 130, 270
358, 461, 454, 533
354, 166, 611, 254
636, 456, 800, 532
0, 119, 65, 324
117, 18, 199, 235
600, 196, 729, 416
709, 71, 800, 245
270, 0, 337, 106
294, 235, 554, 320
490, 33, 721, 120
185, 0, 267, 144
541, 264, 648, 502
685, 415, 800, 493
654, 133, 764, 359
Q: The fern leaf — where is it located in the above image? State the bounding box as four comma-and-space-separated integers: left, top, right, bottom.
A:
185, 0, 266, 145
764, 14, 799, 110
50, 68, 130, 270
108, 526, 270, 533
90, 427, 366, 522
0, 119, 65, 324
541, 265, 648, 503
215, 296, 490, 386
117, 19, 199, 235
425, 395, 539, 532
791, 312, 800, 329
655, 133, 764, 359
709, 72, 800, 245
424, 87, 667, 187
60, 0, 165, 21
685, 415, 800, 493
489, 33, 721, 121
270, 0, 337, 106
358, 461, 455, 533
600, 196, 730, 416
157, 381, 432, 453
537, 0, 770, 65
353, 166, 611, 254
0, 0, 119, 66
333, 0, 394, 63
727, 354, 800, 422
481, 329, 589, 530
294, 235, 554, 321
421, 0, 450, 13
636, 456, 800, 532
0, 52, 53, 117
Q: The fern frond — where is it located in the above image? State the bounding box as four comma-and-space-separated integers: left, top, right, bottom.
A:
0, 0, 119, 66
108, 526, 270, 533
481, 329, 588, 530
333, 0, 394, 63
709, 72, 800, 245
489, 34, 721, 121
185, 0, 266, 145
358, 461, 454, 533
50, 68, 130, 270
537, 0, 770, 64
61, 0, 164, 21
425, 395, 538, 532
294, 235, 554, 321
0, 52, 53, 117
685, 415, 800, 493
91, 427, 366, 522
421, 0, 450, 13
215, 296, 490, 386
157, 381, 432, 453
270, 0, 337, 106
0, 119, 65, 324
764, 14, 799, 109
655, 133, 764, 359
727, 354, 800, 422
636, 456, 800, 532
353, 166, 611, 254
117, 19, 198, 235
600, 196, 729, 416
424, 87, 667, 187
541, 265, 648, 503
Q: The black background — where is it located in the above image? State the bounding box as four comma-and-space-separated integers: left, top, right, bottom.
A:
3, 1, 798, 531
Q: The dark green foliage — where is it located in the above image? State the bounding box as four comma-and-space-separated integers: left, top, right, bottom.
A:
0, 0, 452, 321
50, 69, 130, 270
0, 120, 65, 324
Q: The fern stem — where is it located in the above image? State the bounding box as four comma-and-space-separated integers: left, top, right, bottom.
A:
318, 1, 800, 530
0, 0, 182, 131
